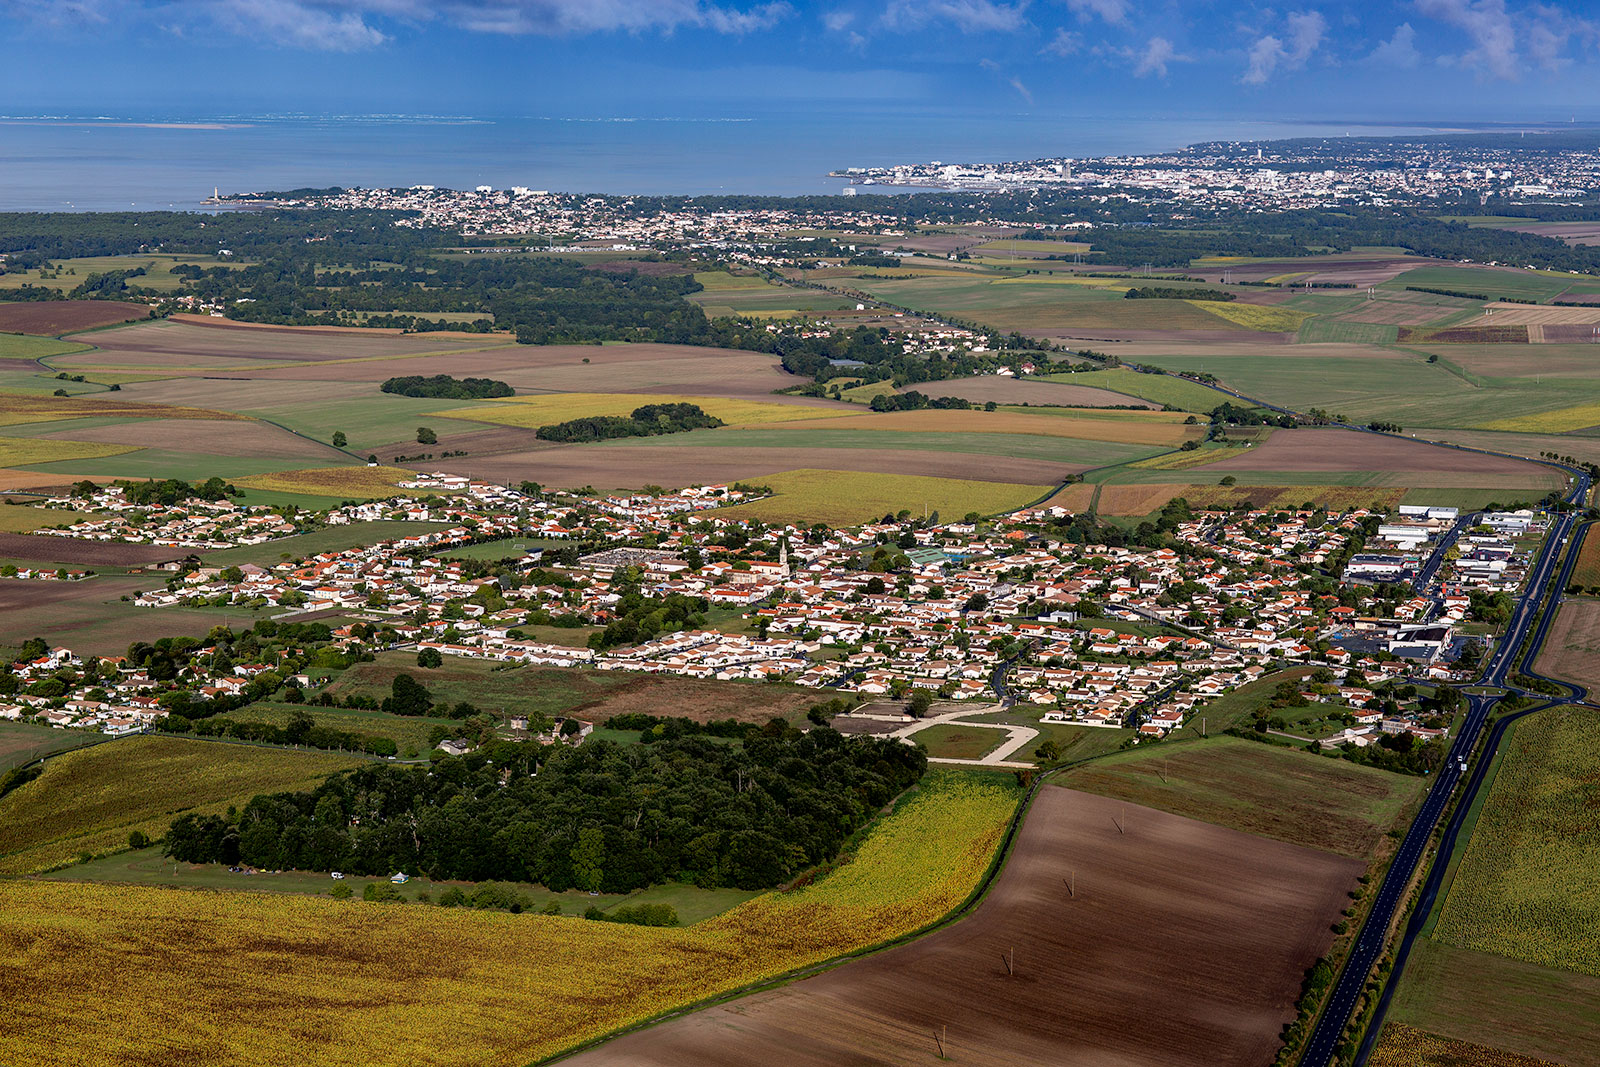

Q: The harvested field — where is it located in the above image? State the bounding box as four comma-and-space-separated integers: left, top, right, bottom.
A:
0, 574, 259, 655
424, 446, 1081, 493
712, 469, 1052, 526
1091, 483, 1407, 517
1396, 323, 1529, 344
775, 409, 1200, 447
1054, 736, 1422, 858
1030, 481, 1097, 513
236, 342, 799, 398
1201, 427, 1544, 476
1533, 599, 1600, 690
0, 391, 244, 423
0, 532, 183, 566
0, 300, 148, 335
1481, 302, 1600, 324
567, 788, 1361, 1067
66, 318, 509, 366
232, 465, 413, 499
895, 375, 1158, 408
0, 435, 137, 467
33, 417, 340, 461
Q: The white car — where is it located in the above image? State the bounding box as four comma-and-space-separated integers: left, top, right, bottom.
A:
330, 871, 344, 880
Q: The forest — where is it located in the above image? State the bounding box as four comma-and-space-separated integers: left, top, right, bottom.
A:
163, 726, 928, 891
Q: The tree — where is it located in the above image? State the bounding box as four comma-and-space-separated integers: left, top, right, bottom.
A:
571, 827, 605, 893
416, 647, 443, 669
907, 689, 934, 718
416, 426, 438, 445
128, 830, 150, 850
331, 431, 347, 448
1034, 740, 1062, 762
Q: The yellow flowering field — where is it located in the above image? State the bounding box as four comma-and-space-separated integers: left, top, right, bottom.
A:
0, 771, 1017, 1067
1187, 300, 1313, 332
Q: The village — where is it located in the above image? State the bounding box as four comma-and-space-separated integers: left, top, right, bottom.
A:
0, 471, 1522, 761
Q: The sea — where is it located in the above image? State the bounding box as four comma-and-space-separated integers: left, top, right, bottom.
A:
0, 111, 1449, 211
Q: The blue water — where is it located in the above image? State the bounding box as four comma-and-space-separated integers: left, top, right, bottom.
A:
0, 112, 1441, 211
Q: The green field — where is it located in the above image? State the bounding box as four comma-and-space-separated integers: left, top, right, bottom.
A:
241, 394, 492, 451
1037, 368, 1230, 411
218, 701, 457, 756
0, 735, 363, 874
0, 721, 104, 772
848, 274, 1242, 334
1386, 939, 1600, 1067
198, 520, 452, 567
0, 334, 95, 362
1054, 734, 1423, 858
1430, 709, 1600, 976
15, 447, 325, 481
1382, 265, 1600, 304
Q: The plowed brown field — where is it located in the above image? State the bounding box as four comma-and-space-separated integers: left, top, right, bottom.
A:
0, 300, 148, 335
564, 788, 1360, 1067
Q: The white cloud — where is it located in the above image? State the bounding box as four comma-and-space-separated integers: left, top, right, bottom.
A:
1063, 0, 1126, 25
2, 0, 795, 45
1416, 0, 1518, 79
1042, 26, 1080, 55
980, 55, 1034, 100
1242, 9, 1325, 83
1366, 22, 1421, 67
1133, 34, 1174, 76
881, 0, 1031, 33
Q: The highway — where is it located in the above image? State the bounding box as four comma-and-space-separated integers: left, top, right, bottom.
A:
1299, 473, 1589, 1067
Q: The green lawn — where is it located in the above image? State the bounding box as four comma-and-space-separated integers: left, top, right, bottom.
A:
913, 723, 1004, 760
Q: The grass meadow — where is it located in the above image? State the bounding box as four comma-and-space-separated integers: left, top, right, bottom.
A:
714, 468, 1053, 525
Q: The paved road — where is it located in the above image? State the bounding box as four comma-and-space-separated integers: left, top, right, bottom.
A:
1300, 491, 1587, 1067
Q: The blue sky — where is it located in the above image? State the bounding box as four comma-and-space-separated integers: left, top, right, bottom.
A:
5, 0, 1600, 123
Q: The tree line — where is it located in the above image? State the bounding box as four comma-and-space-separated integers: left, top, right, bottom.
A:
164, 726, 927, 891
